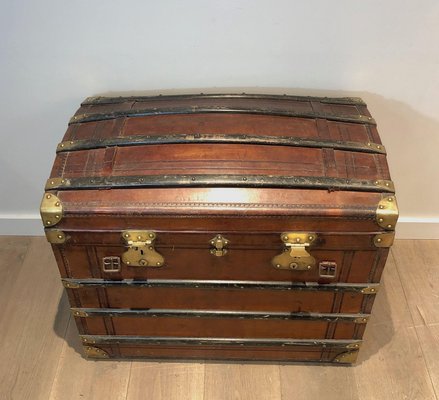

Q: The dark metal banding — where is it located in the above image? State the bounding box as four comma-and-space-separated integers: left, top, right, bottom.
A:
81, 93, 366, 106
56, 134, 386, 154
45, 175, 395, 193
69, 107, 376, 126
71, 307, 369, 322
80, 335, 362, 348
63, 279, 379, 294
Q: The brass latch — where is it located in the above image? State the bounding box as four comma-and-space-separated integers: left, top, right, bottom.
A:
272, 232, 317, 270
210, 234, 229, 257
121, 231, 164, 267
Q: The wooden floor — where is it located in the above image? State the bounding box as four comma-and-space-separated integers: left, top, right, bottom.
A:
1, 237, 438, 400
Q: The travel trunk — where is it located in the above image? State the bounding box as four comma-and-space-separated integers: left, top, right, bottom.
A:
40, 94, 398, 364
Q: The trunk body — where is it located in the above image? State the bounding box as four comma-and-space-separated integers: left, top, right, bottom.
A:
41, 94, 397, 364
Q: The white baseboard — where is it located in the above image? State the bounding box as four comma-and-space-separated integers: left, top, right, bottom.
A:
0, 214, 44, 236
395, 217, 439, 239
0, 214, 438, 239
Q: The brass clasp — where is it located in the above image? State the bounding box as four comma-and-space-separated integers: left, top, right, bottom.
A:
121, 231, 164, 267
272, 232, 317, 270
210, 234, 229, 257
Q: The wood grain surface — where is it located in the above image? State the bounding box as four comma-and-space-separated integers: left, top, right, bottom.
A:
1, 237, 438, 399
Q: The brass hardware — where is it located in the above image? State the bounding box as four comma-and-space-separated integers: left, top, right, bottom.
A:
62, 280, 81, 289
121, 231, 164, 267
84, 346, 110, 359
374, 180, 395, 192
373, 232, 395, 248
334, 350, 359, 364
45, 177, 71, 191
210, 234, 229, 257
361, 286, 379, 295
56, 140, 76, 152
102, 256, 121, 272
346, 342, 362, 349
40, 193, 63, 227
271, 233, 317, 270
353, 316, 369, 324
319, 261, 337, 278
366, 142, 386, 154
72, 309, 89, 318
376, 195, 399, 230
81, 336, 95, 344
45, 229, 68, 244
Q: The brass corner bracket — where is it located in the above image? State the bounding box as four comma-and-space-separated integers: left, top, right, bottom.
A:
40, 193, 63, 227
334, 350, 359, 364
373, 232, 395, 248
376, 195, 399, 230
45, 177, 70, 191
45, 229, 68, 244
83, 346, 110, 359
361, 285, 379, 295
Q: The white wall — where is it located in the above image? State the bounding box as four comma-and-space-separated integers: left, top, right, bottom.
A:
1, 0, 438, 237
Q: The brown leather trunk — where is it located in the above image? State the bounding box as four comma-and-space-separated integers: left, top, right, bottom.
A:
41, 94, 398, 364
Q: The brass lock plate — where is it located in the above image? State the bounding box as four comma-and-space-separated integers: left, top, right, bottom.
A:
272, 232, 317, 270
121, 231, 164, 267
210, 234, 229, 257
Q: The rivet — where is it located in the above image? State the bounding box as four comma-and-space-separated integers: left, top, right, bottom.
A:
377, 145, 381, 149
60, 143, 64, 148
374, 181, 379, 185
370, 288, 376, 292
46, 194, 52, 199
191, 177, 196, 181
243, 177, 248, 181
149, 246, 153, 250
50, 181, 55, 185
275, 264, 281, 268
296, 238, 301, 243
367, 143, 371, 146
55, 215, 60, 219
376, 238, 382, 243
362, 319, 367, 323
385, 182, 390, 187
55, 202, 60, 206
156, 262, 162, 266
70, 141, 74, 144
126, 261, 130, 265
378, 218, 384, 222
283, 235, 289, 241
57, 234, 63, 239
149, 233, 154, 238
308, 236, 313, 241
124, 233, 129, 238
90, 179, 94, 183
388, 197, 393, 202
137, 235, 142, 240
46, 221, 52, 225
210, 241, 215, 245
61, 179, 66, 184
387, 224, 392, 229
307, 265, 312, 270
379, 205, 384, 209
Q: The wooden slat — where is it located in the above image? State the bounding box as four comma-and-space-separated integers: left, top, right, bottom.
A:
48, 318, 131, 400
416, 324, 439, 396
391, 240, 439, 326
126, 362, 204, 400
204, 364, 281, 400
0, 237, 70, 400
